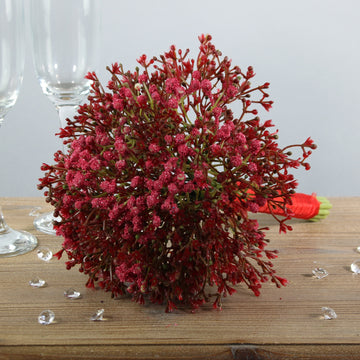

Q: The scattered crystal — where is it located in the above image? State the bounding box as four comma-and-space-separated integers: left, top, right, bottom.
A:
38, 310, 55, 325
321, 307, 337, 320
36, 247, 53, 262
356, 246, 360, 253
90, 309, 105, 321
351, 260, 360, 274
29, 277, 46, 288
312, 267, 329, 279
64, 288, 81, 299
29, 207, 42, 217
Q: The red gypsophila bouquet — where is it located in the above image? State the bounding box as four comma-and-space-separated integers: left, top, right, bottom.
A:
39, 34, 316, 312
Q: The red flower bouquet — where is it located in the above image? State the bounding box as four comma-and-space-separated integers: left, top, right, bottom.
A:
39, 34, 317, 311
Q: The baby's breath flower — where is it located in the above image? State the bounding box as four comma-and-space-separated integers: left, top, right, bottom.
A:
39, 35, 315, 312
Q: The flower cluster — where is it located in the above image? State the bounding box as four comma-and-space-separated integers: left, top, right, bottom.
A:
39, 35, 315, 311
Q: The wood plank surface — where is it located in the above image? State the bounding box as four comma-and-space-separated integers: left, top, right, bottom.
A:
1, 197, 360, 359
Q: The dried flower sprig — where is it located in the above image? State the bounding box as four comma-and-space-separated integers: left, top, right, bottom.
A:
39, 34, 316, 311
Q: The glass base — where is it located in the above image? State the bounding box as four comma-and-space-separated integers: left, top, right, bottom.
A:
0, 227, 38, 257
33, 212, 58, 235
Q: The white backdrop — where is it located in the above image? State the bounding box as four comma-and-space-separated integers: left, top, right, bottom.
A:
1, 0, 359, 197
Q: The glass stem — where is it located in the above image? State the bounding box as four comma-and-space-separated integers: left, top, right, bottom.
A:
56, 104, 78, 152
0, 206, 9, 234
56, 104, 78, 129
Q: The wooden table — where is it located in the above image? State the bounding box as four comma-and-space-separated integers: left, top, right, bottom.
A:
1, 197, 360, 359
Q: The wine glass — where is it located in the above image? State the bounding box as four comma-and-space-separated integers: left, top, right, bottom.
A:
0, 0, 38, 257
29, 0, 100, 235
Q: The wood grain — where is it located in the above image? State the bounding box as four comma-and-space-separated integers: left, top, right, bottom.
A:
1, 197, 360, 359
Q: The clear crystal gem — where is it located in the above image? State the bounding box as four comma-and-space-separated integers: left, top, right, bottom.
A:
321, 307, 337, 320
312, 267, 329, 279
36, 247, 53, 262
38, 310, 55, 325
64, 288, 81, 299
29, 277, 46, 288
356, 246, 360, 253
90, 309, 105, 321
351, 260, 360, 274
